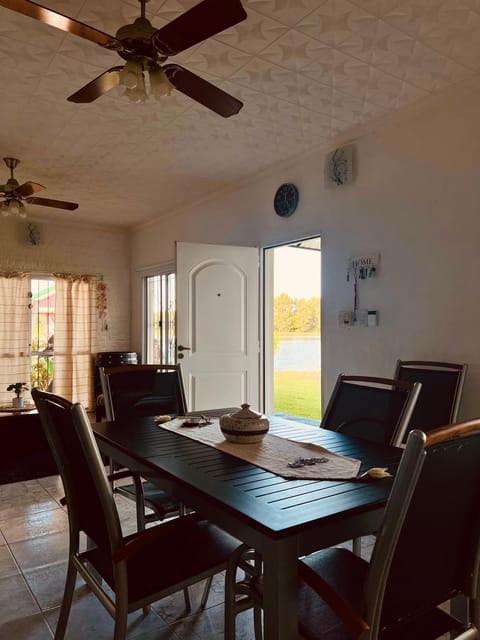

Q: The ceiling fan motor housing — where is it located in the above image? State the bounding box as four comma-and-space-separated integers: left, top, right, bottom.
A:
115, 17, 165, 66
4, 178, 19, 192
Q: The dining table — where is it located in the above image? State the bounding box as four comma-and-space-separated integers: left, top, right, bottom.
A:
93, 414, 403, 640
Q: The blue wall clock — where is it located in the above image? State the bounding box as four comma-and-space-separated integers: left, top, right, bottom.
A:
274, 183, 299, 218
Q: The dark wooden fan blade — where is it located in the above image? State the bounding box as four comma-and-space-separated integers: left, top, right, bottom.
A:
15, 181, 45, 197
163, 64, 243, 117
26, 197, 78, 210
67, 66, 123, 103
0, 0, 118, 47
153, 0, 247, 56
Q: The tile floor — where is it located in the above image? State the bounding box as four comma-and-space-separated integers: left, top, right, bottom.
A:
0, 474, 260, 640
0, 473, 453, 640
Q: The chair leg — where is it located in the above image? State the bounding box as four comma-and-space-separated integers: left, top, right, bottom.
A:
471, 593, 480, 632
108, 458, 116, 488
200, 575, 213, 609
113, 603, 128, 640
131, 474, 147, 532
253, 605, 263, 640
225, 544, 248, 640
128, 475, 152, 614
224, 573, 237, 640
352, 537, 362, 557
183, 587, 192, 614
54, 559, 77, 640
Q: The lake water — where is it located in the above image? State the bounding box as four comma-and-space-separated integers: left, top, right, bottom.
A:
274, 336, 321, 371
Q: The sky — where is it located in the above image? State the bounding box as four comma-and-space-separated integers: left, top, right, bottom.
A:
273, 244, 321, 299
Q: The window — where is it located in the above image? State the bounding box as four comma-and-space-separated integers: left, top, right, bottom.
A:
0, 271, 99, 407
29, 277, 55, 390
144, 272, 176, 364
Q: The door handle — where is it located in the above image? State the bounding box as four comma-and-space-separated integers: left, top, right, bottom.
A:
177, 345, 191, 351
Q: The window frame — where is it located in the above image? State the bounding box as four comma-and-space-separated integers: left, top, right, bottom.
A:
29, 273, 55, 391
143, 266, 176, 365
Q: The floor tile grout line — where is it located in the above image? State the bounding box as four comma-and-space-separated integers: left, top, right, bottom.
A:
4, 537, 48, 615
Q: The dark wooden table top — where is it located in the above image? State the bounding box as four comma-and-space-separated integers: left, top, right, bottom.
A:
94, 415, 402, 544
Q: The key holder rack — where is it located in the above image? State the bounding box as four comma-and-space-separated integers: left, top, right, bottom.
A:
347, 253, 379, 282
340, 253, 379, 327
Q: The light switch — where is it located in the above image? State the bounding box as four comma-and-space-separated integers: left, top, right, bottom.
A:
367, 310, 378, 326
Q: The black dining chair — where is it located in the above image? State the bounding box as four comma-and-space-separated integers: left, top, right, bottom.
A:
394, 360, 467, 439
321, 374, 421, 447
100, 364, 188, 422
225, 419, 480, 640
100, 363, 239, 609
99, 364, 187, 531
322, 374, 421, 555
223, 373, 423, 609
32, 388, 242, 640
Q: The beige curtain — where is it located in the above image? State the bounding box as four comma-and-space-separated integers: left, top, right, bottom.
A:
53, 275, 97, 409
0, 273, 31, 405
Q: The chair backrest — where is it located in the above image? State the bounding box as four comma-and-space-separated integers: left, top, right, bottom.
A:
32, 388, 122, 554
100, 364, 187, 421
321, 375, 421, 446
365, 419, 480, 637
394, 360, 467, 435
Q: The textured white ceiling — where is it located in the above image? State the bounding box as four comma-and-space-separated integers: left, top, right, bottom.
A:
0, 0, 479, 228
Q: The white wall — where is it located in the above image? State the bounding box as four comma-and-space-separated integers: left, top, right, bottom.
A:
131, 81, 480, 419
0, 218, 131, 354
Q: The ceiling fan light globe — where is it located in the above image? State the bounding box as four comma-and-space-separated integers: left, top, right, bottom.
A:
120, 60, 143, 89
121, 70, 138, 90
8, 199, 21, 216
125, 72, 147, 103
149, 69, 174, 98
18, 202, 27, 219
0, 202, 10, 217
125, 87, 143, 103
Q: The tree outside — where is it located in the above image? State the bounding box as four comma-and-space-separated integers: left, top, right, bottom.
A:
274, 293, 320, 335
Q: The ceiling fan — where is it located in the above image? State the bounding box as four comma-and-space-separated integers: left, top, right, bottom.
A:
0, 0, 247, 117
0, 158, 78, 218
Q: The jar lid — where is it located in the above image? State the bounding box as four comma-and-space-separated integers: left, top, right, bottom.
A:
229, 403, 262, 421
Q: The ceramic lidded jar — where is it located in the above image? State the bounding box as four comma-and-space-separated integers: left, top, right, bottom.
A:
220, 404, 269, 444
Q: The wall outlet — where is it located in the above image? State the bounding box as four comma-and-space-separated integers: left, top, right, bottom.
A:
339, 311, 354, 327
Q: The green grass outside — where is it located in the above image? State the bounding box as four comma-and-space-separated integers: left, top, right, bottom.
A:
273, 370, 321, 421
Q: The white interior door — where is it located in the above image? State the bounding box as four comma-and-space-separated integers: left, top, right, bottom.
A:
176, 241, 259, 412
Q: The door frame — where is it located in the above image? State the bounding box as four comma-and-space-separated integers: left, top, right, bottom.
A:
261, 235, 322, 416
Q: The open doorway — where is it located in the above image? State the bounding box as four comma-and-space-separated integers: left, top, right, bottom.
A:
264, 237, 321, 424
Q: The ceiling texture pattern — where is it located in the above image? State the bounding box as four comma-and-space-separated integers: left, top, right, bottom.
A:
0, 0, 479, 227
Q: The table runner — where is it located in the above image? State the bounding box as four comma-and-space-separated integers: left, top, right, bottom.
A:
158, 418, 361, 480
